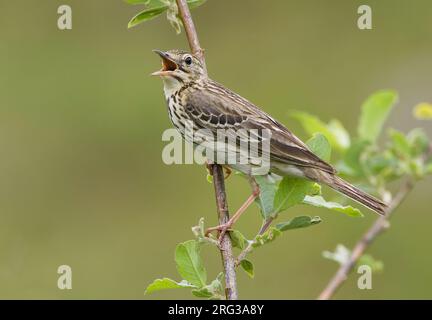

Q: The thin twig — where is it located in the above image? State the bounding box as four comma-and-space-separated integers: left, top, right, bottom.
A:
236, 217, 274, 266
175, 0, 207, 73
211, 165, 238, 300
318, 144, 432, 300
318, 180, 413, 300
175, 0, 237, 300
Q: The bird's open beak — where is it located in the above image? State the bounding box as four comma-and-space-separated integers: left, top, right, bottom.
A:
151, 50, 178, 76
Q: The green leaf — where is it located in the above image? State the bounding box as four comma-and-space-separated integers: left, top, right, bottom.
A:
175, 240, 207, 288
240, 259, 254, 278
145, 278, 195, 295
127, 5, 168, 28
408, 158, 424, 178
206, 173, 213, 184
192, 272, 224, 299
191, 287, 213, 298
290, 111, 332, 141
364, 153, 395, 176
387, 128, 431, 177
310, 183, 322, 196
306, 133, 331, 162
187, 0, 207, 9
341, 139, 370, 176
124, 0, 152, 5
303, 195, 363, 217
126, 0, 206, 30
273, 177, 315, 214
413, 102, 432, 120
251, 216, 321, 250
252, 227, 282, 248
254, 175, 279, 218
357, 254, 384, 273
192, 217, 217, 245
407, 128, 430, 157
230, 230, 248, 250
358, 90, 398, 143
327, 119, 351, 150
275, 215, 322, 231
389, 129, 411, 158
291, 111, 349, 151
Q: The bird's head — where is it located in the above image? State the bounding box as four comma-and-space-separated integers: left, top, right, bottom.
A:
152, 49, 206, 87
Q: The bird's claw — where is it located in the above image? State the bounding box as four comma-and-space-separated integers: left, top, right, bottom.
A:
205, 163, 231, 180
205, 223, 233, 247
205, 161, 213, 176
223, 167, 232, 180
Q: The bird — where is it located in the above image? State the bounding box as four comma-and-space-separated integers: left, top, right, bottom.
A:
152, 49, 388, 236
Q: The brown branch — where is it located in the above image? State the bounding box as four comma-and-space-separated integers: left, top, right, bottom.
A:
318, 143, 432, 300
211, 165, 238, 300
175, 0, 238, 300
175, 0, 207, 73
318, 180, 413, 300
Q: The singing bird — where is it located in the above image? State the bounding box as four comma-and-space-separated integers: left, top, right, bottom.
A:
152, 49, 388, 235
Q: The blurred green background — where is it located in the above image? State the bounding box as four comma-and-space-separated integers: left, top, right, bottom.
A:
1, 0, 431, 299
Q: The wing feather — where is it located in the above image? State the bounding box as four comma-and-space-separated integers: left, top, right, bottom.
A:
184, 80, 335, 174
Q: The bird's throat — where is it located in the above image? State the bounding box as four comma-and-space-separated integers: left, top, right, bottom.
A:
162, 76, 184, 97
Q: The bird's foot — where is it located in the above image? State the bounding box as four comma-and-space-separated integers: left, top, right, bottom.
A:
205, 163, 231, 180
205, 222, 233, 247
223, 166, 232, 180
205, 161, 213, 176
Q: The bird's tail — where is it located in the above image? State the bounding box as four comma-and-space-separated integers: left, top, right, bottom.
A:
327, 175, 388, 215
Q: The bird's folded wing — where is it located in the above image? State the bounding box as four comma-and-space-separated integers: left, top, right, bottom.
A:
184, 83, 335, 174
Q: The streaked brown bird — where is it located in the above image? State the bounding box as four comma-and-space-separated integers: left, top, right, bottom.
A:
152, 49, 388, 235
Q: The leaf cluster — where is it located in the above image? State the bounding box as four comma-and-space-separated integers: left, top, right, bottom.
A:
125, 0, 206, 32
145, 240, 225, 299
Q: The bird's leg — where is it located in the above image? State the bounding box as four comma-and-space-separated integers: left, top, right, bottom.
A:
205, 159, 231, 180
223, 166, 232, 180
205, 161, 213, 176
205, 177, 260, 242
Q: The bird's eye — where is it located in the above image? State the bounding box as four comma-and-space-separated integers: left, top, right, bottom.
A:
185, 56, 192, 65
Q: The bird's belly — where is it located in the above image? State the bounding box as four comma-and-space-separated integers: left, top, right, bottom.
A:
270, 162, 306, 178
